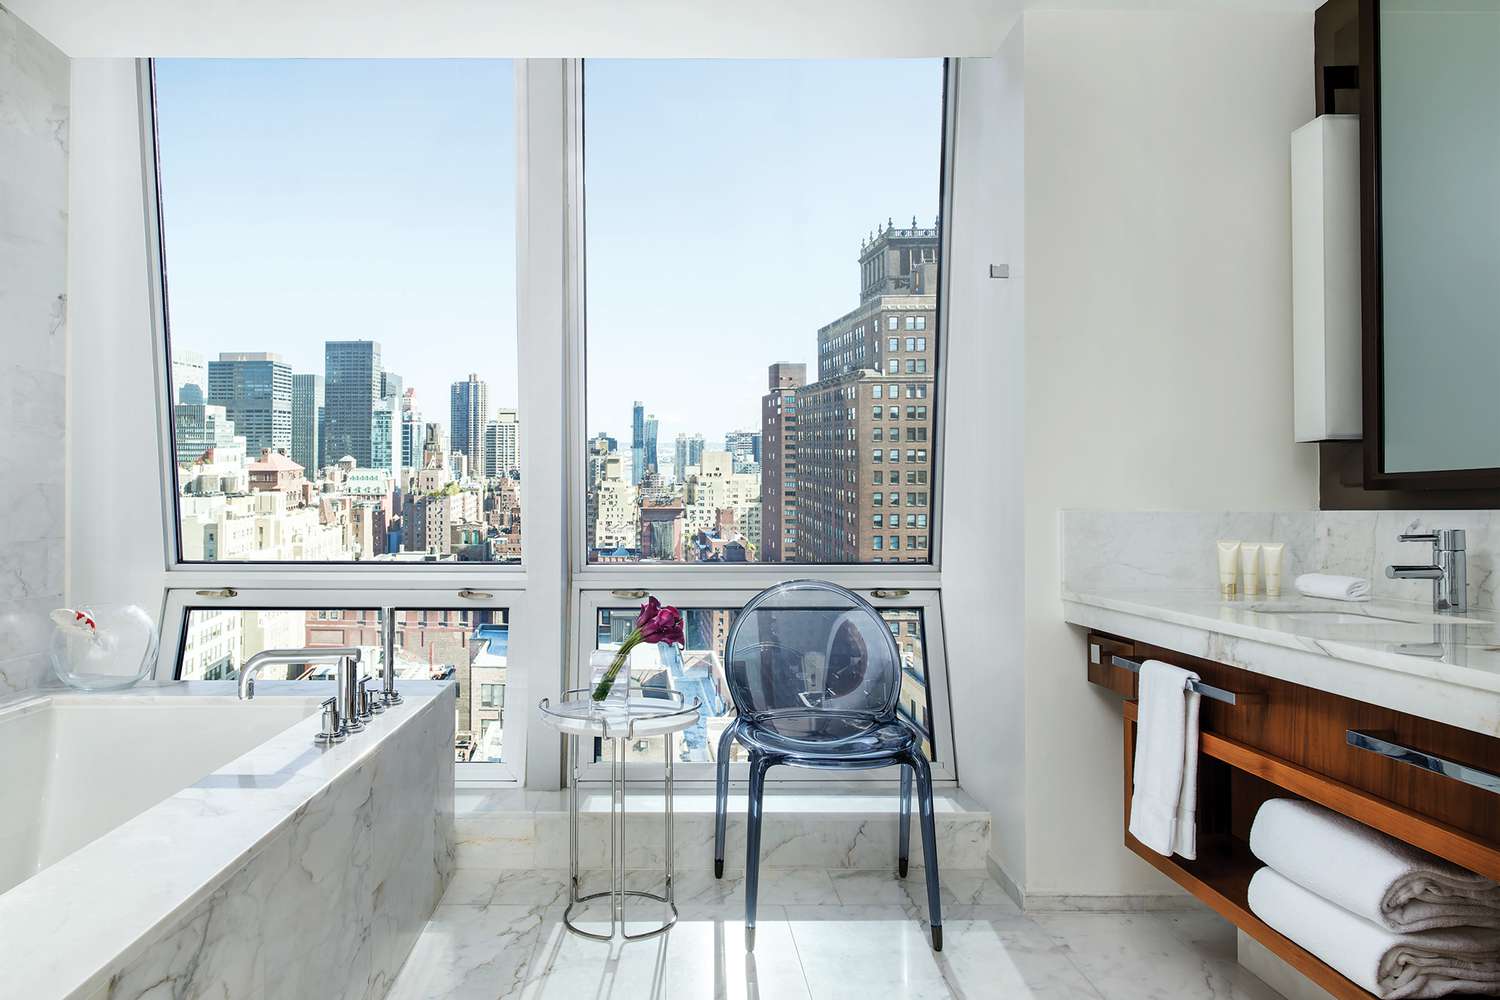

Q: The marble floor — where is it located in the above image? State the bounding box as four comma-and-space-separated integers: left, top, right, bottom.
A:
387, 867, 1288, 999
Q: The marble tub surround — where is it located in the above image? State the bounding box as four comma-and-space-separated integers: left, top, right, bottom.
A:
1062, 508, 1500, 610
454, 785, 991, 871
0, 8, 69, 699
389, 865, 1278, 1000
0, 681, 456, 1000
1063, 588, 1500, 737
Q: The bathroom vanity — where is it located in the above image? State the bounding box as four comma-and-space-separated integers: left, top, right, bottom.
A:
1067, 589, 1500, 1000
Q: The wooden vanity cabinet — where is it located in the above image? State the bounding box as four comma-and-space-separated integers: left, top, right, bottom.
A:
1086, 631, 1500, 1000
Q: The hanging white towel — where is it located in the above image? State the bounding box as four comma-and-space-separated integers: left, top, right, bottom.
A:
1127, 659, 1201, 860
1294, 573, 1371, 601
1248, 867, 1500, 999
1250, 798, 1500, 933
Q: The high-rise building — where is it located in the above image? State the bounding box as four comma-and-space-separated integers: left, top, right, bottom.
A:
174, 402, 243, 466
482, 408, 521, 480
290, 373, 323, 475
760, 363, 806, 563
450, 374, 489, 477
172, 348, 207, 405
643, 414, 659, 480
724, 430, 762, 474
400, 388, 421, 470
630, 401, 645, 485
323, 340, 382, 467
794, 221, 938, 563
370, 399, 397, 472
207, 352, 293, 458
673, 433, 704, 483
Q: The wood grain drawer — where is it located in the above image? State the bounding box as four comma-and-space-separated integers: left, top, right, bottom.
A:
1085, 632, 1137, 699
1126, 638, 1500, 846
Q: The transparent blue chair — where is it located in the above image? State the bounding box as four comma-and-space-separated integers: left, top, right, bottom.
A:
712, 580, 942, 951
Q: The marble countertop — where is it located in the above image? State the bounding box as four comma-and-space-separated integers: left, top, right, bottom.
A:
1062, 588, 1500, 736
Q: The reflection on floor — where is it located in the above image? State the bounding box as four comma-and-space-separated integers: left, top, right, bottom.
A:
388, 867, 1287, 999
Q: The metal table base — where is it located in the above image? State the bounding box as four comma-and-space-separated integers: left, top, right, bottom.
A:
564, 731, 678, 940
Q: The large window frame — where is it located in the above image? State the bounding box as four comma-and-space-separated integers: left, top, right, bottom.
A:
141, 58, 962, 792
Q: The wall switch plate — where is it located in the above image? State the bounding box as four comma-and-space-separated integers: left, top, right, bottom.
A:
990, 264, 1010, 279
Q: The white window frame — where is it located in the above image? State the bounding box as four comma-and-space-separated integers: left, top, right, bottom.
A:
159, 586, 526, 782
139, 57, 960, 792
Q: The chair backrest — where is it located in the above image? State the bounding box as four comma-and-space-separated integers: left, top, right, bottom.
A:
723, 579, 901, 724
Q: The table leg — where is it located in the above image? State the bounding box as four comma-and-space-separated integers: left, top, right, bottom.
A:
613, 737, 626, 933
568, 733, 579, 902
665, 730, 675, 905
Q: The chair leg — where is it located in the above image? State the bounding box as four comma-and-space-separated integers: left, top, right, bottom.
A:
744, 751, 774, 952
713, 720, 737, 879
898, 763, 913, 878
908, 751, 943, 951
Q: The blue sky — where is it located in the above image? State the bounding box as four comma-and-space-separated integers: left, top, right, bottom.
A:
155, 58, 943, 459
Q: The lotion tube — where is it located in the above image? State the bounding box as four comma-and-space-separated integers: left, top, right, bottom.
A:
1241, 543, 1262, 597
1262, 543, 1285, 598
1217, 540, 1241, 599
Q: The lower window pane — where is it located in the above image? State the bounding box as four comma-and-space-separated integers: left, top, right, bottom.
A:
178, 606, 510, 764
590, 605, 934, 766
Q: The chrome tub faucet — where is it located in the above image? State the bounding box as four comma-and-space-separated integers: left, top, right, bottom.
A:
1387, 529, 1467, 614
237, 647, 365, 744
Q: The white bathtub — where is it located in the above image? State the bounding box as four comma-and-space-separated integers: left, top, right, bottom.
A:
0, 681, 456, 1000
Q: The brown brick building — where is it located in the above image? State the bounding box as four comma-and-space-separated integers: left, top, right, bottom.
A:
759, 363, 806, 563
779, 220, 939, 563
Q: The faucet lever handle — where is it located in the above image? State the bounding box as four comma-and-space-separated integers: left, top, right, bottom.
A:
315, 697, 345, 745
1399, 532, 1439, 544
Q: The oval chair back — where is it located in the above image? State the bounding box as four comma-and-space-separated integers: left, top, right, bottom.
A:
722, 579, 902, 737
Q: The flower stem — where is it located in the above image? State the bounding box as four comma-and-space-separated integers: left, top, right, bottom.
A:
592, 630, 641, 701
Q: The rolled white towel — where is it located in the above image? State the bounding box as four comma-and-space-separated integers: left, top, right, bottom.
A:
1248, 867, 1500, 999
1295, 573, 1371, 602
1250, 799, 1500, 932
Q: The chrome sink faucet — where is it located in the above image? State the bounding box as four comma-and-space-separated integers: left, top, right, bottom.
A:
238, 647, 365, 744
1387, 529, 1467, 614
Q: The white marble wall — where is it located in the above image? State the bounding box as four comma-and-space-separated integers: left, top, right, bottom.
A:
0, 10, 69, 698
88, 695, 456, 1000
1062, 509, 1500, 610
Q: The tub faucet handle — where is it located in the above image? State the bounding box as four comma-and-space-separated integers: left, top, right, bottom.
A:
357, 676, 379, 721
315, 697, 346, 745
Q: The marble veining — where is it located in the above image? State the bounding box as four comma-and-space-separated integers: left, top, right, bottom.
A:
0, 682, 456, 1000
0, 9, 69, 699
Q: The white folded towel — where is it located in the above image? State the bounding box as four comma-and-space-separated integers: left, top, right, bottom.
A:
1248, 867, 1500, 999
1250, 798, 1500, 933
1127, 660, 1200, 860
1294, 573, 1371, 602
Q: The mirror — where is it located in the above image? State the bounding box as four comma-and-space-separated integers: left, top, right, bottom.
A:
1366, 0, 1500, 486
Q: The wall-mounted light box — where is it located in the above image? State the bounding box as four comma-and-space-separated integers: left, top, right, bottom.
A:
1291, 114, 1361, 442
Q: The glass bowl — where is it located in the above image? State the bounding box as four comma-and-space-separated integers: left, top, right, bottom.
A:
48, 604, 160, 691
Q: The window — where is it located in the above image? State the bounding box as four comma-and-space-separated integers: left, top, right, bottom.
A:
176, 604, 511, 764
153, 60, 522, 565
905, 337, 916, 351
872, 536, 883, 550
905, 316, 917, 331
873, 514, 884, 527
872, 405, 883, 419
915, 316, 927, 331
582, 59, 943, 565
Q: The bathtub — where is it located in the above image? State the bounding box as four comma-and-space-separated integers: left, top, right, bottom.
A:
0, 681, 456, 1000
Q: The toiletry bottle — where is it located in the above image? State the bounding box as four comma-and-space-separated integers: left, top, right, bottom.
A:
1241, 543, 1262, 597
1261, 543, 1285, 598
1216, 541, 1241, 599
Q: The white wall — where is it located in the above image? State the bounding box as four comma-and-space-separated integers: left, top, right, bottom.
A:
1020, 9, 1319, 899
0, 10, 69, 696
66, 59, 169, 621
942, 43, 1027, 886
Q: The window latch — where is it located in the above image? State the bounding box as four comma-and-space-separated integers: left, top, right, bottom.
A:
611, 589, 649, 600
871, 588, 910, 599
458, 589, 494, 600
194, 588, 237, 599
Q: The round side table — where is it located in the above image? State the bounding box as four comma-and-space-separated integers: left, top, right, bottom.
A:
538, 687, 701, 941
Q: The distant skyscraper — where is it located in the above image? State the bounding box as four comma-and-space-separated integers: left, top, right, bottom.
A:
725, 430, 762, 473
674, 433, 705, 482
760, 363, 806, 563
450, 374, 489, 477
643, 413, 659, 480
323, 341, 382, 467
172, 348, 207, 405
174, 402, 242, 466
370, 400, 397, 472
290, 373, 323, 475
630, 401, 646, 486
207, 352, 292, 457
482, 408, 521, 479
400, 388, 421, 470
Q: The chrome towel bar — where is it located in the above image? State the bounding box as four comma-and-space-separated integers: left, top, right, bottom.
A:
1347, 730, 1500, 796
1109, 655, 1255, 707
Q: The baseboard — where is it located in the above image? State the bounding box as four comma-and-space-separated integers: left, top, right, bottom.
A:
984, 854, 1025, 910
